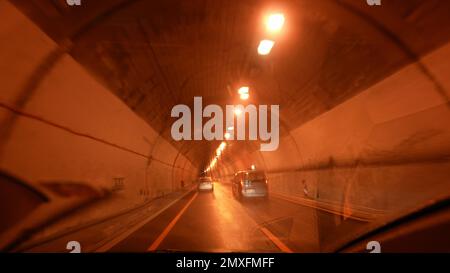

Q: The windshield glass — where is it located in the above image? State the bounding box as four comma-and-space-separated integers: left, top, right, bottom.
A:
1, 0, 449, 254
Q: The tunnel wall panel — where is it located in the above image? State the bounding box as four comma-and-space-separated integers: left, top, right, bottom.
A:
218, 41, 450, 220
0, 1, 197, 236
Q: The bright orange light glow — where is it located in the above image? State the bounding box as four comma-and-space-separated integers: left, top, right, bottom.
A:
251, 164, 256, 170
224, 132, 231, 140
227, 126, 234, 131
234, 108, 242, 116
258, 40, 275, 55
219, 142, 226, 150
240, 93, 249, 100
215, 142, 226, 157
210, 158, 217, 168
238, 86, 249, 95
266, 13, 285, 33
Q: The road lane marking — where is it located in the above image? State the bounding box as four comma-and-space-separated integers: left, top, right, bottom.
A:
216, 182, 294, 253
94, 188, 195, 252
147, 192, 198, 251
259, 226, 294, 253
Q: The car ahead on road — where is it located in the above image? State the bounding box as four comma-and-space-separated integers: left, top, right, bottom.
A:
232, 170, 268, 200
197, 176, 214, 192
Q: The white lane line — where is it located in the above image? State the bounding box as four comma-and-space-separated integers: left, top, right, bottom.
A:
94, 188, 195, 252
217, 183, 294, 253
147, 192, 198, 251
259, 227, 294, 253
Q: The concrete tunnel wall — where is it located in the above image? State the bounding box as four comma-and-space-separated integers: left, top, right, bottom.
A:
216, 41, 450, 221
0, 1, 198, 227
1, 0, 450, 252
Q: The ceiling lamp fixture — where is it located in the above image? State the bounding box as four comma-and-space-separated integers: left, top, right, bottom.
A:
266, 13, 285, 33
240, 93, 249, 100
238, 86, 250, 100
238, 86, 249, 95
257, 39, 275, 55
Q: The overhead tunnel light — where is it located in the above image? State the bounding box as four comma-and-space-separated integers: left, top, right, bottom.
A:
238, 86, 250, 100
240, 93, 249, 100
238, 86, 249, 95
266, 13, 285, 33
258, 40, 275, 55
219, 142, 226, 150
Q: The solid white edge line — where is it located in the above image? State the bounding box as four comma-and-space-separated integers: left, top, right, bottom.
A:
94, 187, 195, 252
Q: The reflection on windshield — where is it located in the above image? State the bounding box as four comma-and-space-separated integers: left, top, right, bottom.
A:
0, 0, 449, 253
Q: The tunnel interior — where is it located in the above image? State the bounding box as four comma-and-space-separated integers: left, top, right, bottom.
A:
0, 0, 450, 252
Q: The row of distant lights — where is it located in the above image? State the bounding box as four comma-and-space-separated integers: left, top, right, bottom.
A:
236, 13, 285, 102
205, 141, 227, 172
205, 13, 285, 173
258, 13, 285, 55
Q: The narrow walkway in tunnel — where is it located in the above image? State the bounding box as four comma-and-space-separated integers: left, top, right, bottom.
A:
1, 0, 450, 254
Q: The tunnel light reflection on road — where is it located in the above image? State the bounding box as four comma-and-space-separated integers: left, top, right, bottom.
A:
258, 40, 275, 55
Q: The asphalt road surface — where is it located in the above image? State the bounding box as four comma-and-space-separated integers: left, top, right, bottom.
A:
23, 182, 366, 253
109, 183, 365, 252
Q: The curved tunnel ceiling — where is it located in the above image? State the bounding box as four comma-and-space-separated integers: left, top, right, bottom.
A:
12, 0, 450, 170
